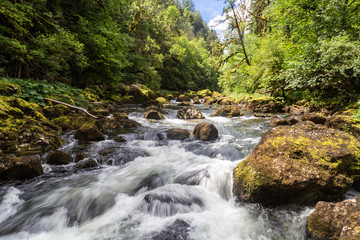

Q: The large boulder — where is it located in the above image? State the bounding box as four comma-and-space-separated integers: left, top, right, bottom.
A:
193, 123, 218, 141
212, 105, 244, 118
128, 84, 156, 103
301, 112, 327, 125
233, 122, 360, 206
176, 94, 191, 102
0, 97, 63, 155
177, 107, 205, 120
74, 121, 105, 141
166, 128, 190, 140
96, 112, 141, 135
0, 155, 43, 180
307, 195, 360, 240
197, 89, 212, 98
46, 150, 72, 165
144, 110, 165, 120
247, 97, 284, 113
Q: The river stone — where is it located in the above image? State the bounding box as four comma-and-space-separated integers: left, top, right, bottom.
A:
301, 112, 327, 125
233, 122, 360, 206
46, 150, 72, 165
75, 121, 105, 141
177, 102, 192, 106
152, 219, 190, 240
75, 152, 87, 162
307, 197, 360, 240
166, 128, 190, 140
144, 110, 165, 120
0, 155, 43, 180
212, 105, 243, 118
177, 107, 204, 120
193, 123, 218, 141
176, 94, 191, 102
75, 158, 98, 170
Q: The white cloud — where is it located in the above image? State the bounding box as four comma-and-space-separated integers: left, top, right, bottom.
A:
208, 14, 229, 33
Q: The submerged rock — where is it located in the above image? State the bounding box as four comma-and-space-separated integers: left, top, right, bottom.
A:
152, 219, 190, 240
165, 128, 190, 140
74, 158, 98, 170
193, 123, 218, 141
75, 152, 87, 162
307, 195, 360, 240
177, 107, 204, 120
46, 150, 72, 165
96, 112, 141, 135
74, 121, 105, 141
144, 110, 165, 120
233, 122, 360, 205
0, 155, 43, 180
212, 105, 243, 118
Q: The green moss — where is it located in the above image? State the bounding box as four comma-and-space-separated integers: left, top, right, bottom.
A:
197, 89, 212, 97
156, 97, 168, 105
234, 163, 265, 198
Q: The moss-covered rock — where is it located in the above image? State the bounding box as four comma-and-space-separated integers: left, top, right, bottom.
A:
156, 97, 169, 105
176, 94, 191, 102
74, 120, 105, 141
197, 89, 212, 98
233, 122, 360, 205
46, 150, 72, 165
177, 107, 205, 120
95, 112, 141, 135
301, 112, 328, 125
0, 80, 19, 96
327, 115, 360, 139
75, 158, 98, 170
128, 84, 156, 103
0, 97, 63, 155
0, 155, 43, 180
247, 97, 284, 113
212, 105, 244, 118
307, 196, 360, 240
193, 123, 219, 141
52, 114, 89, 133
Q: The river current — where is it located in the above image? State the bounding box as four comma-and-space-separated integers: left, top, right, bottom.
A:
0, 103, 314, 240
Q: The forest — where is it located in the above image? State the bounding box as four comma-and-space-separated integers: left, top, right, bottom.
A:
1, 0, 360, 107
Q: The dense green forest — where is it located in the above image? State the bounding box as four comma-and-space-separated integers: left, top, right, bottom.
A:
219, 0, 360, 106
0, 0, 219, 91
1, 0, 360, 107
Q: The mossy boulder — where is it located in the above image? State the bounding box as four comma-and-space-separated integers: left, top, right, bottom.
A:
128, 84, 156, 103
75, 152, 87, 162
74, 121, 105, 141
203, 97, 217, 105
177, 107, 205, 120
307, 195, 360, 240
46, 150, 72, 165
270, 117, 299, 127
176, 94, 191, 102
144, 110, 165, 120
247, 97, 284, 113
166, 128, 190, 140
0, 97, 62, 155
193, 123, 219, 141
156, 97, 169, 105
197, 89, 212, 98
177, 102, 192, 106
233, 122, 360, 206
95, 112, 141, 135
212, 105, 244, 118
0, 80, 19, 96
0, 155, 43, 180
52, 114, 89, 133
327, 115, 360, 139
301, 112, 327, 125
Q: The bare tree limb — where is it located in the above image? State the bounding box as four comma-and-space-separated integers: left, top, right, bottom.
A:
44, 97, 98, 119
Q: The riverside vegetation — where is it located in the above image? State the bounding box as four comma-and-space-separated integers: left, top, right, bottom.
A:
1, 0, 360, 240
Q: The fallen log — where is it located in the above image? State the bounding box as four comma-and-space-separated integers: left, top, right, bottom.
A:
44, 97, 98, 119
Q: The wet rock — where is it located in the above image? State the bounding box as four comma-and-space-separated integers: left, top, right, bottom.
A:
129, 84, 156, 103
98, 147, 148, 166
96, 112, 141, 135
203, 97, 217, 105
193, 96, 201, 104
176, 94, 191, 102
113, 135, 126, 143
145, 110, 165, 120
121, 119, 142, 128
307, 195, 360, 240
233, 122, 360, 206
253, 113, 270, 118
247, 97, 284, 113
0, 155, 43, 180
174, 169, 210, 186
131, 173, 166, 195
52, 113, 89, 133
177, 107, 204, 120
193, 123, 218, 141
75, 152, 87, 162
152, 219, 190, 240
0, 97, 63, 155
212, 105, 243, 118
301, 113, 327, 125
74, 121, 105, 141
46, 150, 72, 165
269, 118, 299, 127
165, 128, 190, 140
74, 158, 98, 170
99, 148, 115, 156
219, 97, 233, 105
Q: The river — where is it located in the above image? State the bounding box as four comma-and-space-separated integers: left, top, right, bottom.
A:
0, 103, 313, 240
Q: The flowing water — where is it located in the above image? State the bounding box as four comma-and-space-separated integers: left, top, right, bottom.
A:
0, 103, 314, 240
